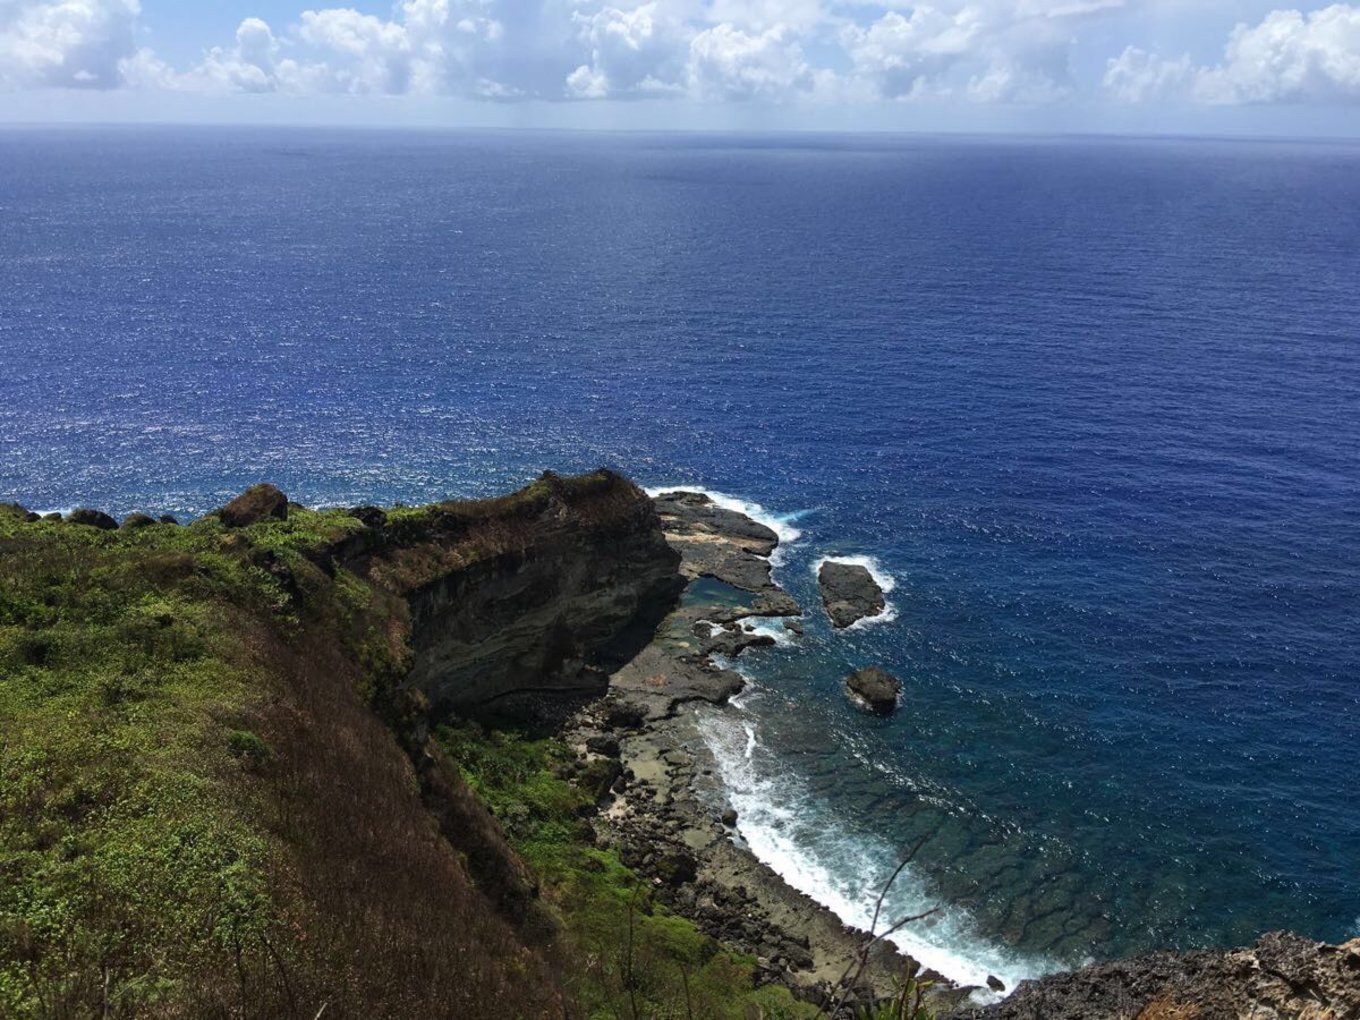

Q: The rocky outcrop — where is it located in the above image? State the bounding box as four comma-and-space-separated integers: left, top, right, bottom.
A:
818, 560, 885, 628
844, 666, 901, 715
652, 490, 799, 616
219, 483, 289, 528
947, 932, 1360, 1020
66, 507, 119, 530
363, 471, 684, 721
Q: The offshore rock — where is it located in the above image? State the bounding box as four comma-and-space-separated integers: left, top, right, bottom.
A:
947, 931, 1360, 1020
219, 483, 289, 528
818, 560, 885, 628
844, 666, 901, 715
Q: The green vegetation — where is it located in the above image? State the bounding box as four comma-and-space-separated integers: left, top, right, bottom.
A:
0, 476, 824, 1019
0, 502, 564, 1017
440, 721, 819, 1020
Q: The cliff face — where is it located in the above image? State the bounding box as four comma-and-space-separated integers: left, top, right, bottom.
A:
355, 470, 683, 720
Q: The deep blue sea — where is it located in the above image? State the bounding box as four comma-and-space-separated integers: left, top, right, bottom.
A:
2, 126, 1358, 991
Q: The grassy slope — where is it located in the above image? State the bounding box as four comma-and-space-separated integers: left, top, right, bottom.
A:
0, 485, 814, 1019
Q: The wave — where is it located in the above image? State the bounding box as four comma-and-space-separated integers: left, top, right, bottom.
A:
696, 694, 1060, 1004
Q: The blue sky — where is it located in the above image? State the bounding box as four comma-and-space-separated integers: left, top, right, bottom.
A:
2, 1, 1358, 134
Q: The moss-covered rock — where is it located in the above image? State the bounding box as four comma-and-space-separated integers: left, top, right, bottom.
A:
66, 507, 118, 530
219, 483, 289, 528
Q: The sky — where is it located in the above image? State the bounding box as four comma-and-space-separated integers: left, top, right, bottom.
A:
0, 0, 1358, 134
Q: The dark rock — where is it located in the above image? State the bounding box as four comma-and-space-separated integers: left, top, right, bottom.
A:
844, 667, 902, 716
818, 560, 886, 628
349, 505, 388, 528
219, 484, 288, 528
66, 508, 119, 530
704, 629, 777, 658
42, 512, 62, 522
655, 851, 698, 887
946, 932, 1360, 1020
721, 808, 738, 827
120, 512, 157, 530
604, 700, 648, 730
585, 734, 621, 758
785, 619, 804, 636
986, 975, 1005, 993
157, 514, 179, 526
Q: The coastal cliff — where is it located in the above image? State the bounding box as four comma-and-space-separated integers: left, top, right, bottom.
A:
2, 472, 1355, 1019
352, 470, 683, 720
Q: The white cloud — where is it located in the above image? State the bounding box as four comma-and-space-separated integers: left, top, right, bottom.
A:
1103, 44, 1193, 102
8, 0, 1360, 112
1106, 4, 1360, 104
687, 23, 812, 99
0, 0, 139, 88
567, 3, 688, 98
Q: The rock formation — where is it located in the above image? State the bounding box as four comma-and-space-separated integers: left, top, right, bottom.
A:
947, 931, 1360, 1020
219, 483, 289, 527
844, 666, 902, 715
66, 507, 118, 530
360, 470, 684, 721
818, 560, 886, 628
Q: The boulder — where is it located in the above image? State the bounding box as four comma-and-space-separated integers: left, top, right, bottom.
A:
157, 514, 179, 526
585, 734, 621, 758
349, 505, 388, 528
66, 508, 119, 531
844, 667, 901, 716
120, 512, 157, 530
219, 484, 288, 528
818, 561, 886, 628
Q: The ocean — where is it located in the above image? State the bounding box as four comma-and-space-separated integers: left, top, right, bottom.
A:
2, 125, 1357, 990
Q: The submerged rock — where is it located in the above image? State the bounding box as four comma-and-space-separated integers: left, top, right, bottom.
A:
844, 666, 901, 715
818, 560, 885, 628
219, 483, 289, 528
66, 508, 119, 530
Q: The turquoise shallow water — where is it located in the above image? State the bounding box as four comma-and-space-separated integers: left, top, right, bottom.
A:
2, 126, 1358, 984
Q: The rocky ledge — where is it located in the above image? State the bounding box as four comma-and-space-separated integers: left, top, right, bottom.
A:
947, 931, 1360, 1020
818, 559, 887, 628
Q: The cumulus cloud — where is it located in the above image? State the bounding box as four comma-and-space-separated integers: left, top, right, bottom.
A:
6, 0, 1360, 109
567, 3, 688, 98
1106, 4, 1360, 104
687, 24, 812, 99
0, 0, 139, 88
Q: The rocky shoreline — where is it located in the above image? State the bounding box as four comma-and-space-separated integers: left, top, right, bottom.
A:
557, 490, 978, 1013
551, 488, 1360, 1020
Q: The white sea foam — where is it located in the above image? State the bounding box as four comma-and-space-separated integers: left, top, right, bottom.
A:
733, 615, 799, 647
695, 702, 1060, 1003
813, 554, 899, 628
644, 484, 805, 564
